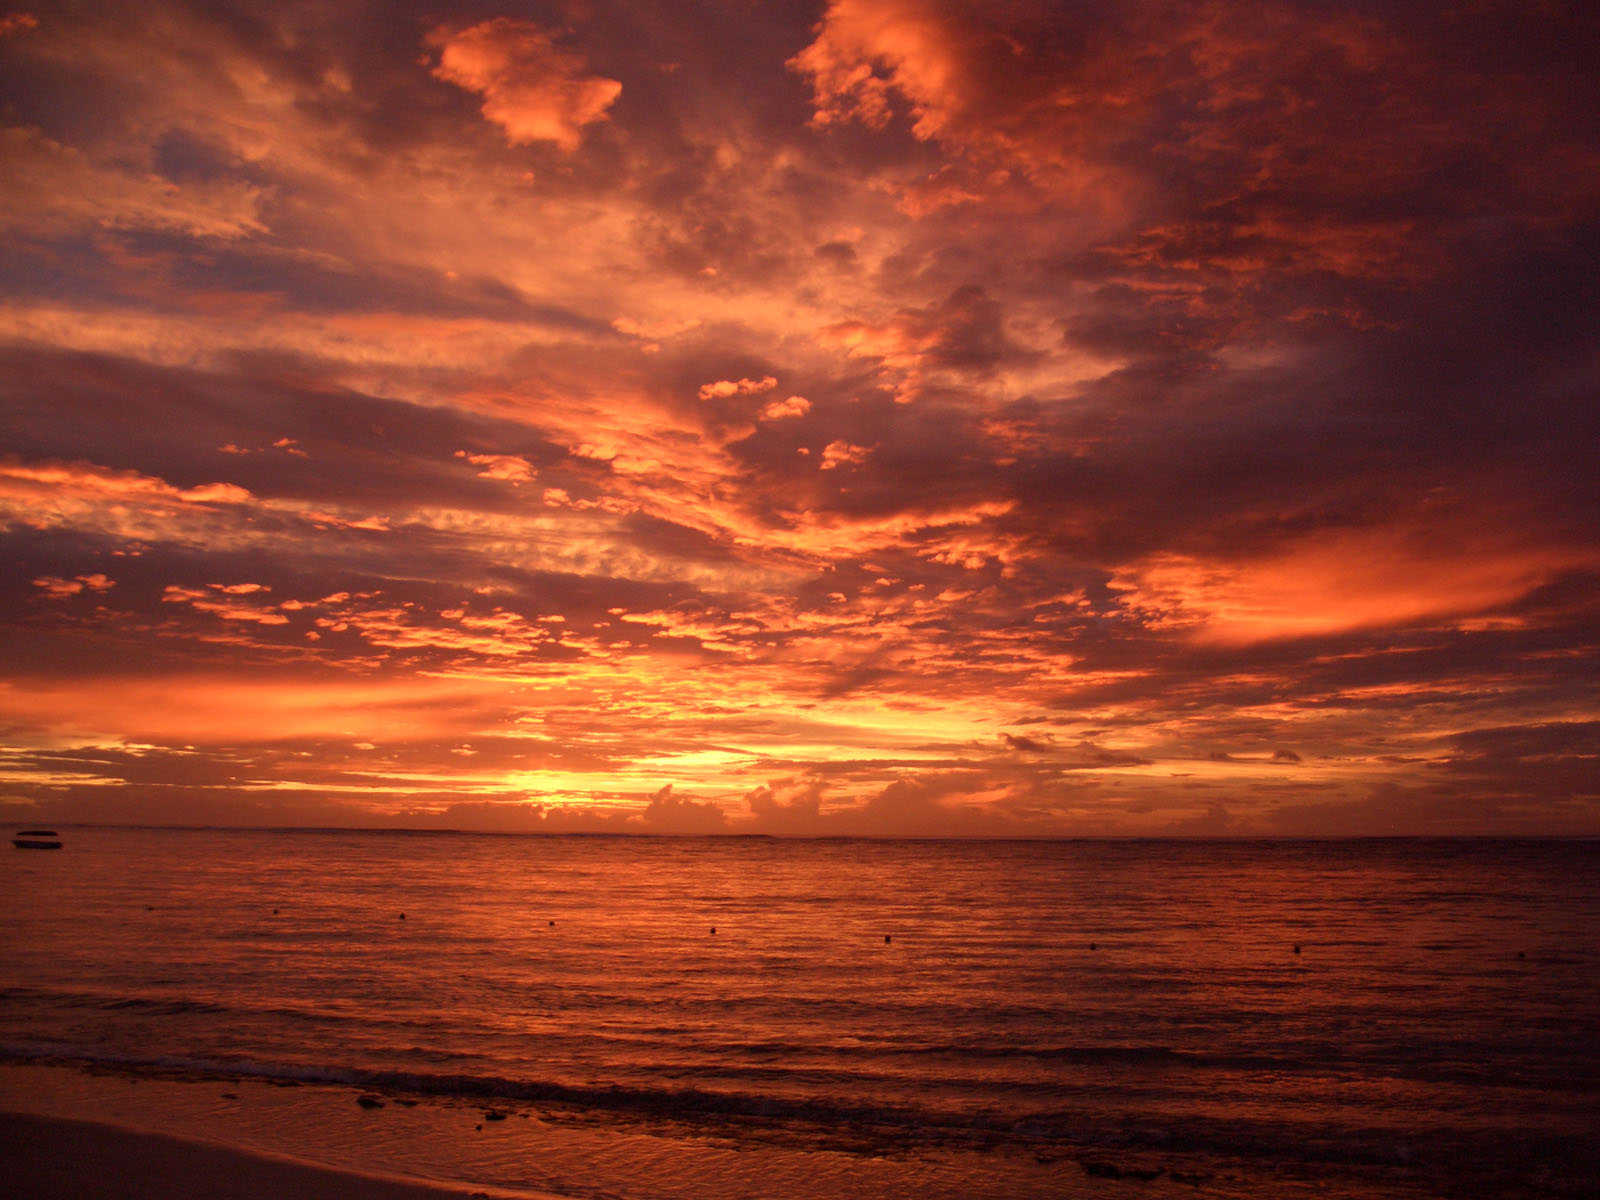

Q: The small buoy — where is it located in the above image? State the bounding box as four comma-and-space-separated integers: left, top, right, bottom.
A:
884, 934, 892, 944
1293, 943, 1301, 954
399, 913, 406, 921
710, 926, 716, 935
548, 920, 554, 927
1517, 951, 1526, 959
1089, 942, 1097, 951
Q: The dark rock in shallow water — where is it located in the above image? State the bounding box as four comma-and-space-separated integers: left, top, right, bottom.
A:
484, 1109, 508, 1121
356, 1094, 385, 1109
1083, 1159, 1161, 1182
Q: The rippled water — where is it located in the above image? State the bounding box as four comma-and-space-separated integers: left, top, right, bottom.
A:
2, 829, 1597, 1198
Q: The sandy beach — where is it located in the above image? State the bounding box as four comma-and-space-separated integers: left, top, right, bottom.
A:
0, 1111, 546, 1200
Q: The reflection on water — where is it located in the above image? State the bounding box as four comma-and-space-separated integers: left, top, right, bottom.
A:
2, 831, 1597, 1198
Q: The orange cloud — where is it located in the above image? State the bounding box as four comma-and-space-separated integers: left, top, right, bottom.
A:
457, 451, 537, 483
428, 18, 621, 151
697, 375, 778, 400
0, 125, 266, 239
1110, 526, 1598, 645
760, 395, 811, 421
790, 0, 963, 137
0, 673, 499, 745
32, 574, 113, 598
819, 440, 870, 470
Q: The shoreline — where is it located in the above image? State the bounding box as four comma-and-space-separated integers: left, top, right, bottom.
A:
0, 1061, 584, 1200
0, 1110, 556, 1200
0, 1059, 1230, 1200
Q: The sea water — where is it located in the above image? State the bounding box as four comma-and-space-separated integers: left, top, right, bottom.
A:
1, 830, 1596, 1198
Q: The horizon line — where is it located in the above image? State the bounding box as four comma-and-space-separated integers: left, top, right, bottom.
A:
14, 824, 1598, 843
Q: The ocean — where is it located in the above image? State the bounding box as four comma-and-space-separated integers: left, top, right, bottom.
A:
2, 829, 1596, 1199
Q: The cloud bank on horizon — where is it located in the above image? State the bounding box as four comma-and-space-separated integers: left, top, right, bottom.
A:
1, 0, 1597, 835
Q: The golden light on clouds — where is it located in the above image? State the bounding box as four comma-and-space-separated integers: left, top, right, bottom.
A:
429, 18, 622, 152
0, 0, 1596, 835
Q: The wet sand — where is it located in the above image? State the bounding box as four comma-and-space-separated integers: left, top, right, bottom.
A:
0, 1111, 548, 1200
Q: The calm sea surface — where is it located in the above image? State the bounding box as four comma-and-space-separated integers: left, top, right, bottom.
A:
2, 830, 1597, 1199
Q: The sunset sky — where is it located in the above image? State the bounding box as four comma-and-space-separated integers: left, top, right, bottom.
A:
2, 0, 1597, 836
